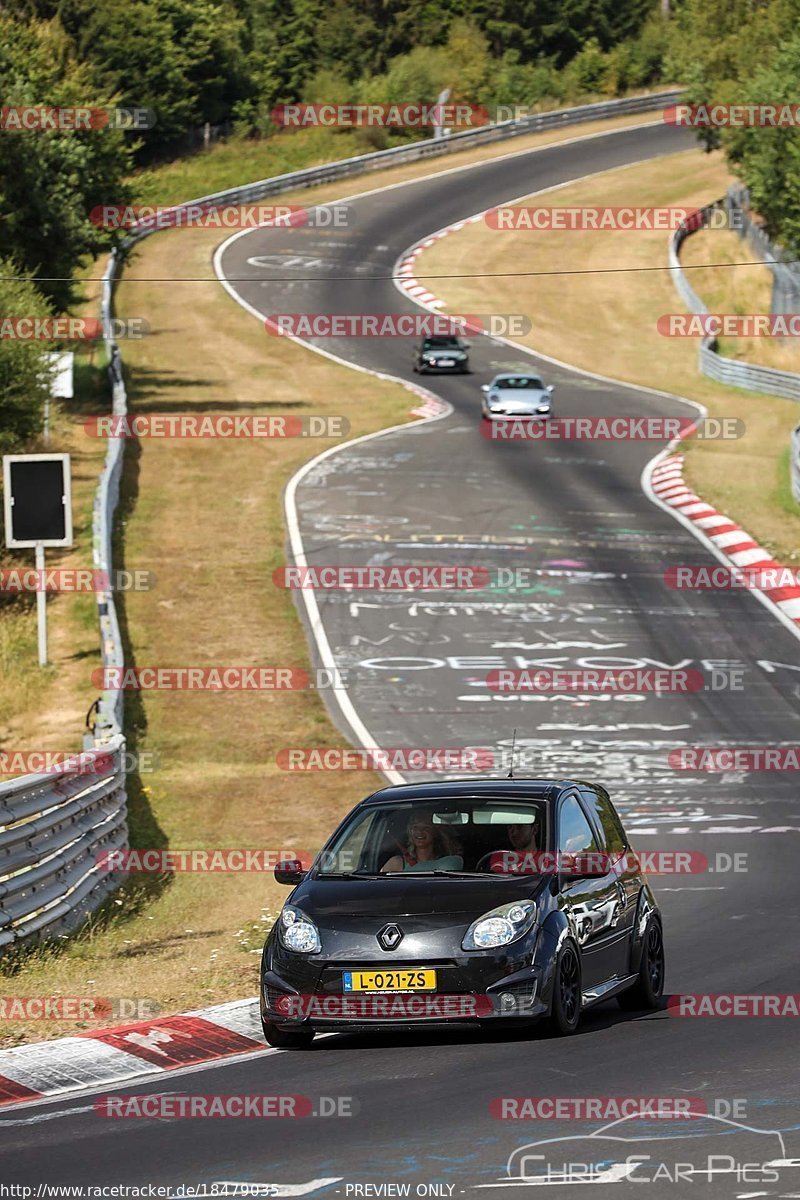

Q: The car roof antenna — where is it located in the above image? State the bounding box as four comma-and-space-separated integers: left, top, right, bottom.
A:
506, 729, 517, 779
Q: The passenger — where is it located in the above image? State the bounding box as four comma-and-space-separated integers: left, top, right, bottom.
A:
381, 813, 463, 872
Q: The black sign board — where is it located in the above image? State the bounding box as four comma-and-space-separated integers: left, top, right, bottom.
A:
3, 454, 73, 548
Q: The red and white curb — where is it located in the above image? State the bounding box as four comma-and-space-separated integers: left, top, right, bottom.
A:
650, 454, 800, 622
409, 394, 450, 419
396, 215, 485, 308
0, 997, 264, 1108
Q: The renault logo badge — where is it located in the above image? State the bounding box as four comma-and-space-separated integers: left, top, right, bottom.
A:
377, 923, 403, 950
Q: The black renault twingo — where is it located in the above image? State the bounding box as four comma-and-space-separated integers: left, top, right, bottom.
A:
260, 778, 664, 1048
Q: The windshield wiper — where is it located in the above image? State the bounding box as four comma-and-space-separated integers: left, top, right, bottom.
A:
318, 871, 383, 879
425, 870, 494, 877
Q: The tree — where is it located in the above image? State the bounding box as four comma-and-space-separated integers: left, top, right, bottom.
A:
0, 14, 133, 308
0, 263, 53, 455
723, 34, 800, 253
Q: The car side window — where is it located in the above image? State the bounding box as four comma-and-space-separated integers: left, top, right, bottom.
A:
558, 793, 599, 856
580, 788, 627, 855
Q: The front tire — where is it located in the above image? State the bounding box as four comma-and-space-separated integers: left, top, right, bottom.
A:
261, 1019, 315, 1049
618, 918, 664, 1011
547, 941, 581, 1036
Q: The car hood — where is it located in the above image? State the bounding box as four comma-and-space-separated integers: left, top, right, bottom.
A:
292, 873, 550, 920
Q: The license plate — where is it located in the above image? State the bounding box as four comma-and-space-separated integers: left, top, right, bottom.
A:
437, 359, 454, 367
343, 969, 437, 992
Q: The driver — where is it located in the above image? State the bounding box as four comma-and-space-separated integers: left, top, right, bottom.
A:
381, 812, 463, 873
486, 820, 540, 875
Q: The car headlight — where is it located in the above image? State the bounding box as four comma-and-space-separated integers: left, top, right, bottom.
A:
462, 901, 537, 950
278, 904, 321, 953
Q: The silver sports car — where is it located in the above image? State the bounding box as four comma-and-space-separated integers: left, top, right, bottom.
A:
481, 373, 554, 420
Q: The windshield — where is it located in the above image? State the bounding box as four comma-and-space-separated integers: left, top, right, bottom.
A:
422, 337, 460, 350
316, 798, 549, 876
494, 376, 544, 389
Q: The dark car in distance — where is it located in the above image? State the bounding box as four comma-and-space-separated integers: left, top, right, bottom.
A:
412, 334, 470, 374
260, 778, 664, 1048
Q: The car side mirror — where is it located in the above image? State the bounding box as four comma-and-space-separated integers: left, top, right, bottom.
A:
274, 859, 306, 885
546, 384, 554, 393
560, 851, 607, 880
481, 384, 490, 393
462, 340, 471, 349
559, 852, 594, 880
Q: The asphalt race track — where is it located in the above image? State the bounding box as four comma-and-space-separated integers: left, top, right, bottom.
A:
4, 122, 800, 1197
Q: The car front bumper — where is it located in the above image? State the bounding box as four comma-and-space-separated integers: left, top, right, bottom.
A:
420, 360, 468, 372
261, 932, 552, 1030
483, 409, 551, 419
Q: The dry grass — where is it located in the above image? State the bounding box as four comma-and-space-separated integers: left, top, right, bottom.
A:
414, 148, 800, 562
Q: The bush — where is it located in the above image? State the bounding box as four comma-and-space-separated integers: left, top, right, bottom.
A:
0, 264, 54, 455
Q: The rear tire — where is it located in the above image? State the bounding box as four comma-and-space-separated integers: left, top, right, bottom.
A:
618, 918, 664, 1011
261, 1019, 315, 1049
546, 941, 581, 1036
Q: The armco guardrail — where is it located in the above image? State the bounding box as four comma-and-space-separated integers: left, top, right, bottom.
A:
0, 89, 678, 952
0, 236, 130, 955
94, 250, 127, 737
670, 199, 800, 403
0, 740, 127, 949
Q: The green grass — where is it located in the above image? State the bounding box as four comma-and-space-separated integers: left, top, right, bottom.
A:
132, 127, 386, 206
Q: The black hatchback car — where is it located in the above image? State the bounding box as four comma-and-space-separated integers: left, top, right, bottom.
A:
260, 779, 664, 1048
412, 334, 470, 373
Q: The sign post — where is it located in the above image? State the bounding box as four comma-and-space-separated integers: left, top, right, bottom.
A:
2, 453, 73, 666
